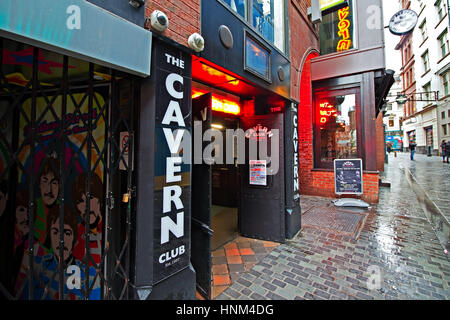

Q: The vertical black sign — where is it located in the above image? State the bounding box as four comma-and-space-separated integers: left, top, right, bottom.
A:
334, 159, 363, 194
292, 102, 300, 203
153, 39, 191, 284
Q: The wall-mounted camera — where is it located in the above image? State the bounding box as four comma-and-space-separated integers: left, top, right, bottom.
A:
150, 10, 169, 32
188, 33, 205, 53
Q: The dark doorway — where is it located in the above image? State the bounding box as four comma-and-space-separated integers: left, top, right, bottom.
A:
210, 115, 240, 251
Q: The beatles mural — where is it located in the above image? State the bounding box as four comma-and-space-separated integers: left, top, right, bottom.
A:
0, 45, 106, 299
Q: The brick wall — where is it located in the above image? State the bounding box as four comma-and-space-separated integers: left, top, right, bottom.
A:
145, 0, 200, 46
290, 0, 319, 102
376, 112, 385, 172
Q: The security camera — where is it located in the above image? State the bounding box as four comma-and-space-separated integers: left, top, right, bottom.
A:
150, 10, 169, 32
188, 33, 205, 53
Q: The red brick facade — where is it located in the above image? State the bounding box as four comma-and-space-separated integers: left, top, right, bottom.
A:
145, 0, 200, 46
291, 0, 380, 204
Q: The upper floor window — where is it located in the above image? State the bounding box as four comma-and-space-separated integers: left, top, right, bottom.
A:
319, 1, 354, 55
442, 71, 450, 95
438, 29, 449, 58
422, 50, 430, 73
220, 0, 285, 52
423, 82, 431, 101
419, 20, 427, 42
222, 0, 247, 18
436, 0, 447, 21
252, 0, 285, 51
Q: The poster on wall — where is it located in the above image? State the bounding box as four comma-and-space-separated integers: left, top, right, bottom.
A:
12, 92, 106, 300
249, 160, 267, 186
334, 158, 363, 195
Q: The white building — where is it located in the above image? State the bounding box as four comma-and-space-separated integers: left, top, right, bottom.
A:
398, 0, 450, 155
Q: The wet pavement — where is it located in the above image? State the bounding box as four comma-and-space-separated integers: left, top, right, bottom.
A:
215, 153, 450, 300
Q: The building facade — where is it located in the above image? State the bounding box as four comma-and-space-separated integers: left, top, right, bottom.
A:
397, 0, 450, 155
0, 0, 391, 301
298, 0, 392, 204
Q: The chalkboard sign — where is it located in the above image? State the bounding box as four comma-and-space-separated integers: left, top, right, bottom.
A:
334, 159, 363, 195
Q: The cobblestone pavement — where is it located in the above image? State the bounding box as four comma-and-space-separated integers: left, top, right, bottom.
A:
384, 152, 450, 222
216, 154, 450, 300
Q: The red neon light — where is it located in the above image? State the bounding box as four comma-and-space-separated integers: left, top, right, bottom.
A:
212, 97, 240, 115
191, 90, 241, 115
319, 102, 337, 124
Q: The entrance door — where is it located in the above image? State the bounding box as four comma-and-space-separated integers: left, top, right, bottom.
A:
191, 93, 213, 299
239, 114, 285, 243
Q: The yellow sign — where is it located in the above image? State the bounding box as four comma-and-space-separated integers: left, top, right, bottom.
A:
337, 6, 352, 52
320, 0, 346, 11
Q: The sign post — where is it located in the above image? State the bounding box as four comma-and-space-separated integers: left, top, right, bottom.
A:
333, 159, 369, 208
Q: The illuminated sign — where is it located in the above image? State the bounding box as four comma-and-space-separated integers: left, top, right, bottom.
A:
211, 97, 240, 115
320, 0, 346, 12
192, 90, 241, 115
337, 6, 352, 52
319, 102, 337, 124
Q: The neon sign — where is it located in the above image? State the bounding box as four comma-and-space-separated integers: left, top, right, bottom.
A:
211, 97, 240, 115
337, 6, 352, 52
192, 90, 241, 115
319, 102, 337, 124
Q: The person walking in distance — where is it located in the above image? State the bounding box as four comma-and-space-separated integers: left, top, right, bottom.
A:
441, 140, 447, 163
446, 140, 450, 163
409, 142, 416, 160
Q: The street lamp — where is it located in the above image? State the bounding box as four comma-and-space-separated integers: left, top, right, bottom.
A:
396, 94, 408, 105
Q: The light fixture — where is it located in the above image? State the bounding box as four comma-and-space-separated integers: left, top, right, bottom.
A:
211, 124, 224, 130
396, 94, 408, 105
129, 0, 145, 8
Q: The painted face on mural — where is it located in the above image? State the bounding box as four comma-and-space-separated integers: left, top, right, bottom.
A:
40, 172, 59, 206
50, 217, 75, 262
0, 190, 7, 217
76, 194, 101, 228
15, 205, 29, 237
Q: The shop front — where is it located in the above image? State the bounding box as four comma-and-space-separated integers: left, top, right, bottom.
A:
142, 0, 299, 300
0, 0, 151, 300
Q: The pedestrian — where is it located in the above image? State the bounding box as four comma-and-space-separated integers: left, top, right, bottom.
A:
446, 140, 450, 163
409, 142, 416, 160
387, 142, 392, 154
441, 140, 447, 163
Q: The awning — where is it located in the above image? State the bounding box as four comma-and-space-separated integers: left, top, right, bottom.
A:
0, 0, 152, 77
375, 69, 395, 117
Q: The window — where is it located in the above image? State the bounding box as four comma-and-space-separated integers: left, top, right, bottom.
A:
314, 88, 361, 168
222, 0, 247, 18
436, 0, 447, 20
422, 51, 430, 73
389, 119, 394, 127
423, 82, 431, 101
443, 72, 450, 95
220, 0, 285, 52
419, 20, 427, 42
443, 111, 447, 119
443, 124, 448, 135
438, 29, 449, 58
319, 1, 354, 55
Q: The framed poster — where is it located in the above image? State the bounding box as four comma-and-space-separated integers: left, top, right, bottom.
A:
334, 158, 363, 195
249, 160, 267, 186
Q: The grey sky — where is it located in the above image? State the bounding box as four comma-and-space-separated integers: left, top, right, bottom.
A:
382, 0, 402, 73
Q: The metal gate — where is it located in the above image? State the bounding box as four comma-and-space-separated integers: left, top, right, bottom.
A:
0, 38, 137, 300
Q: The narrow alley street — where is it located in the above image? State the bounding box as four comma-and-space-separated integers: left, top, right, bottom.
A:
216, 153, 450, 300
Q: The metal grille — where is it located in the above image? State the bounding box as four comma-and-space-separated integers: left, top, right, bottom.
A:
302, 206, 367, 238
0, 37, 137, 300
